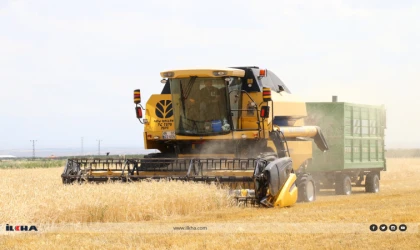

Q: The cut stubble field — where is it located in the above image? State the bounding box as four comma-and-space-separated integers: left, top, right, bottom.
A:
0, 158, 419, 249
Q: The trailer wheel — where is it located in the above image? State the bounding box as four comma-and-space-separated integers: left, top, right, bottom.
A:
297, 174, 316, 202
365, 172, 380, 193
335, 175, 352, 195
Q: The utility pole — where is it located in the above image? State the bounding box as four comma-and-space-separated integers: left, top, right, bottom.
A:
30, 140, 37, 160
97, 139, 102, 156
81, 137, 84, 156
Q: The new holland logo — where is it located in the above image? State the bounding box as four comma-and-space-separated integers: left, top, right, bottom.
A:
155, 100, 173, 118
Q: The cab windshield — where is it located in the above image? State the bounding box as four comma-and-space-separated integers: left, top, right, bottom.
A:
170, 77, 237, 135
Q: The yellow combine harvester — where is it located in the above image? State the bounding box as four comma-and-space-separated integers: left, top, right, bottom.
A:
62, 66, 328, 207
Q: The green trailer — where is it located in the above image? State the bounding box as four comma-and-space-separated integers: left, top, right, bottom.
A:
304, 99, 386, 195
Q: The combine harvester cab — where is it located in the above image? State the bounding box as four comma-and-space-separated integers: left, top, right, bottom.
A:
62, 66, 329, 208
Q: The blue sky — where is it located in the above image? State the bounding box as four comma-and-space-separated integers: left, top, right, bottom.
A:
0, 0, 419, 154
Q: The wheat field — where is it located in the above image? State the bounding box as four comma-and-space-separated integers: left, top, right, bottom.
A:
0, 158, 419, 249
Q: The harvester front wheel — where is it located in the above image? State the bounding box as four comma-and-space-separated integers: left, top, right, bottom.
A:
297, 174, 316, 202
365, 172, 380, 193
335, 174, 352, 195
62, 177, 73, 184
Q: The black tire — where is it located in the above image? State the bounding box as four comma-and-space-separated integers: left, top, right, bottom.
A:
62, 177, 73, 184
365, 172, 380, 193
335, 174, 352, 195
297, 174, 316, 202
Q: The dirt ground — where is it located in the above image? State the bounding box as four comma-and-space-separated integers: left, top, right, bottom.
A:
0, 158, 419, 249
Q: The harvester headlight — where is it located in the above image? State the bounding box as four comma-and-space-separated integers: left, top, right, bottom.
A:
143, 118, 148, 124
160, 79, 167, 84
162, 72, 174, 77
241, 134, 247, 139
153, 136, 159, 140
213, 71, 227, 76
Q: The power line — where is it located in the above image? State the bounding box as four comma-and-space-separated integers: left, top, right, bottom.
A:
97, 139, 102, 156
81, 137, 84, 156
30, 140, 37, 160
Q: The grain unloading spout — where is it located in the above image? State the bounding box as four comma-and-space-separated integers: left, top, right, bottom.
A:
312, 126, 329, 152
277, 126, 329, 152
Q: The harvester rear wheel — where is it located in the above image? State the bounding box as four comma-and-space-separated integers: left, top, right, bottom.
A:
365, 172, 380, 193
297, 174, 316, 202
335, 174, 352, 195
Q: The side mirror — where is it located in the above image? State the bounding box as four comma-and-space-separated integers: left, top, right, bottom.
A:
278, 85, 285, 92
260, 106, 270, 118
135, 107, 143, 119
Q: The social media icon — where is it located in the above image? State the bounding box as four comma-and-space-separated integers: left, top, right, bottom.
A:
399, 224, 407, 232
369, 224, 378, 232
389, 224, 397, 232
379, 224, 387, 232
